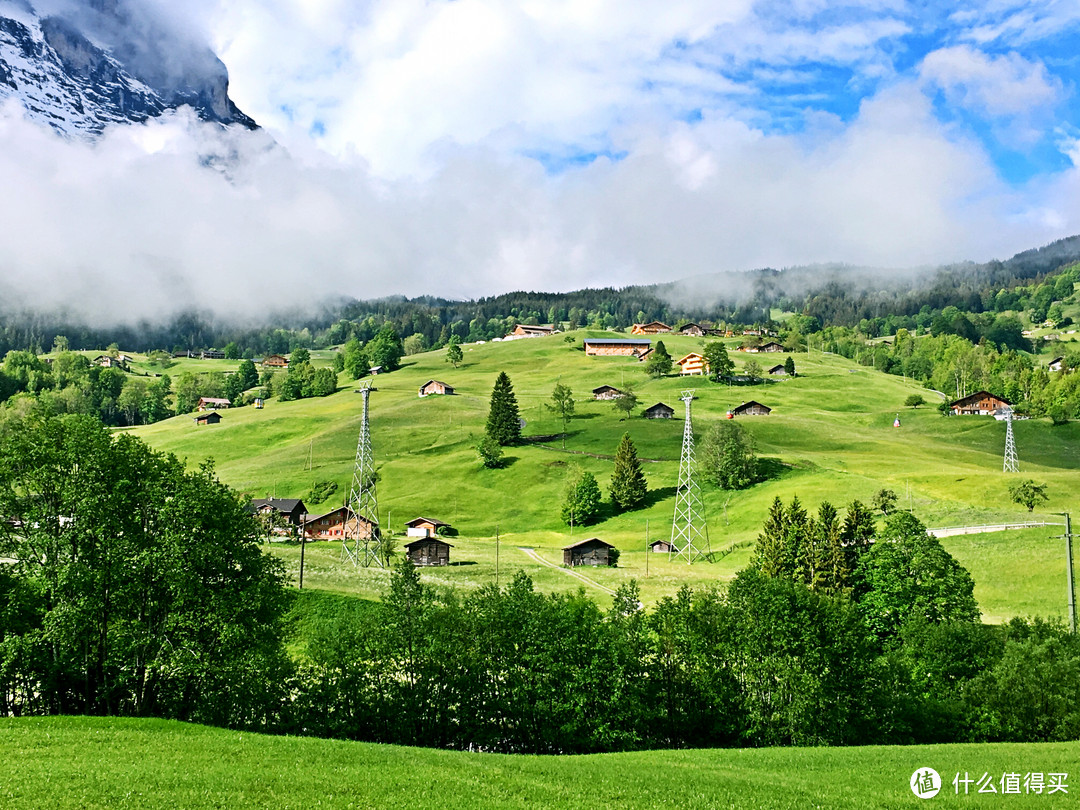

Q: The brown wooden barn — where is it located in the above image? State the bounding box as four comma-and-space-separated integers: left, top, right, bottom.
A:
404, 516, 453, 538
583, 338, 652, 356
759, 341, 786, 352
767, 364, 787, 375
643, 402, 675, 419
418, 380, 454, 397
563, 537, 615, 567
730, 400, 772, 416
405, 537, 452, 566
631, 321, 672, 334
197, 397, 231, 411
303, 506, 375, 540
592, 385, 623, 400
511, 324, 555, 337
193, 412, 222, 426
650, 539, 675, 553
262, 354, 289, 368
949, 391, 1011, 415
678, 323, 706, 336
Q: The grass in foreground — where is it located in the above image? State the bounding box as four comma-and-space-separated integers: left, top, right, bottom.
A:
2, 717, 1078, 809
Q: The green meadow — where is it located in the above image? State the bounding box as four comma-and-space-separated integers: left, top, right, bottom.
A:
3, 716, 1078, 809
132, 331, 1080, 613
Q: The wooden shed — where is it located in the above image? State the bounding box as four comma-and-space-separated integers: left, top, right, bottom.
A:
767, 364, 787, 376
193, 412, 222, 425
631, 321, 672, 335
404, 517, 453, 538
419, 380, 454, 397
759, 341, 786, 353
650, 539, 675, 553
643, 402, 675, 419
949, 391, 1011, 416
730, 400, 772, 416
563, 537, 615, 567
592, 385, 623, 400
584, 338, 651, 357
405, 537, 452, 566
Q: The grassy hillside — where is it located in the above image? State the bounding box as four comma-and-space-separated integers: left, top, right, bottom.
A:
1, 717, 1076, 809
131, 331, 1080, 612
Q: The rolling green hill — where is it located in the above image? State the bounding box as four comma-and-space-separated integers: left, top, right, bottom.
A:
131, 331, 1080, 612
3, 716, 1078, 809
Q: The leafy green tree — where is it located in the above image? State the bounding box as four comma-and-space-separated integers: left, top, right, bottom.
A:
856, 512, 980, 642
645, 341, 673, 377
174, 372, 201, 413
52, 335, 69, 354
561, 467, 602, 526
0, 415, 291, 724
367, 324, 404, 372
224, 372, 245, 405
476, 434, 505, 468
703, 341, 734, 382
609, 433, 647, 511
699, 421, 758, 489
486, 372, 522, 445
905, 394, 926, 408
291, 347, 311, 365
783, 355, 796, 377
311, 367, 338, 397
332, 352, 345, 373
223, 342, 240, 360
236, 359, 259, 391
446, 340, 463, 368
743, 358, 762, 382
612, 385, 638, 420
342, 339, 369, 379
873, 488, 898, 515
403, 334, 426, 356
1009, 479, 1049, 512
545, 382, 575, 447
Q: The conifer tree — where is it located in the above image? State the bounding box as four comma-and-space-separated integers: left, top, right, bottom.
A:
609, 432, 648, 511
486, 371, 522, 445
645, 340, 673, 377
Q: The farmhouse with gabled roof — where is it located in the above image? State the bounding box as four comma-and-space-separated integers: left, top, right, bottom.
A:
949, 391, 1011, 416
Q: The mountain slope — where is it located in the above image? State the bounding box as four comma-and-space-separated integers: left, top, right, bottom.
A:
0, 0, 253, 135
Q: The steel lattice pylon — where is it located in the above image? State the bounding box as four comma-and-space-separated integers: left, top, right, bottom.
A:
670, 390, 711, 563
343, 385, 383, 567
1003, 408, 1019, 473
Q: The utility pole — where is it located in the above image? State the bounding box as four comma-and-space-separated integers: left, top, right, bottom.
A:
1057, 513, 1076, 634
645, 519, 649, 578
298, 515, 306, 589
495, 525, 500, 588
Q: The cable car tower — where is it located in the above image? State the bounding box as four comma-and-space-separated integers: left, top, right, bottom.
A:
343, 383, 383, 567
671, 389, 711, 563
1003, 407, 1019, 473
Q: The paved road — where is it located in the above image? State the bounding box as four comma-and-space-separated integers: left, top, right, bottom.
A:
516, 546, 618, 596
928, 521, 1061, 538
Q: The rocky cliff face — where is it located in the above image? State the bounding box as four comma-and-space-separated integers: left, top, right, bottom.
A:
0, 0, 254, 135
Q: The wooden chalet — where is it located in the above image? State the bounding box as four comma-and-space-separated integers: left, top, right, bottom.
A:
201, 349, 226, 360
678, 323, 706, 336
511, 324, 556, 337
250, 497, 309, 526
631, 321, 672, 335
1049, 357, 1065, 372
759, 341, 785, 353
303, 506, 375, 540
729, 401, 772, 417
405, 537, 452, 567
92, 355, 127, 369
262, 354, 289, 368
197, 397, 231, 411
675, 353, 708, 376
949, 391, 1011, 416
650, 539, 675, 553
635, 347, 654, 363
767, 364, 787, 375
405, 517, 453, 538
643, 402, 675, 419
418, 380, 454, 397
592, 385, 623, 400
563, 537, 616, 567
583, 338, 651, 357
193, 412, 222, 426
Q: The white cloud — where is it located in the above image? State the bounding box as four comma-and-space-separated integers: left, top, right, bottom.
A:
919, 45, 1061, 117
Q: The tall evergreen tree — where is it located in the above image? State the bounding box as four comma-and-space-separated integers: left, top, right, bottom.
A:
609, 432, 648, 511
645, 340, 673, 377
486, 371, 522, 445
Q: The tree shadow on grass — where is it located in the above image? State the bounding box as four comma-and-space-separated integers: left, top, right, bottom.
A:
756, 456, 788, 482
642, 485, 678, 508
450, 561, 478, 567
